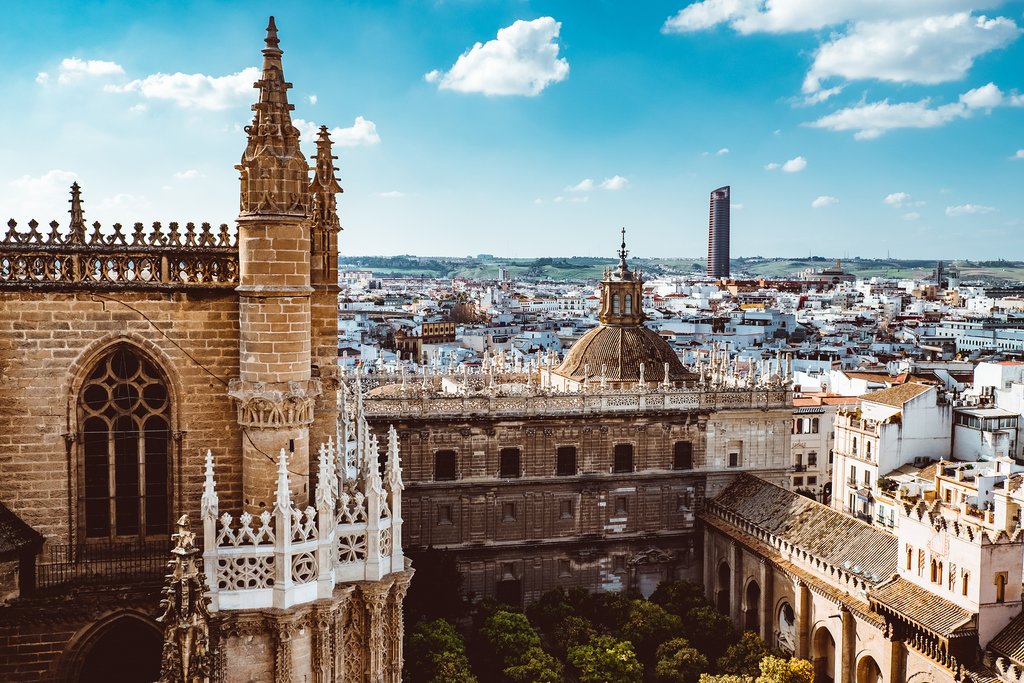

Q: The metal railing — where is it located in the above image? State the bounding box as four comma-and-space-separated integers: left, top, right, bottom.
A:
35, 538, 169, 589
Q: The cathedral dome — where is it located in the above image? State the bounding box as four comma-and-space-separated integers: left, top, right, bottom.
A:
551, 228, 691, 386
554, 324, 688, 383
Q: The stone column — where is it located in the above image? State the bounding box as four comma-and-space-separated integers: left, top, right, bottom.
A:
795, 581, 811, 660
273, 620, 293, 683
389, 572, 414, 683
882, 624, 905, 683
364, 582, 391, 683
703, 531, 715, 604
732, 541, 743, 624
840, 606, 856, 683
759, 558, 771, 640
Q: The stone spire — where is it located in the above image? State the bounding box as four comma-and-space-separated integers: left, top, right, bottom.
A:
309, 125, 343, 277
68, 182, 86, 244
236, 16, 309, 218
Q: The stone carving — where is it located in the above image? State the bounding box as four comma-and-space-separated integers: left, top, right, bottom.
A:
228, 378, 322, 429
158, 515, 213, 683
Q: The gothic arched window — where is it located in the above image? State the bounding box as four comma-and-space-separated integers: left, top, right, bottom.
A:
79, 346, 171, 539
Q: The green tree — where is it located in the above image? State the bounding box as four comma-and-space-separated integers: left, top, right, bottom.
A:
568, 635, 644, 683
654, 637, 710, 683
620, 599, 685, 666
581, 590, 635, 633
406, 619, 475, 683
650, 580, 709, 618
552, 615, 598, 658
430, 651, 479, 683
755, 656, 813, 683
481, 610, 541, 667
699, 675, 753, 683
683, 605, 738, 664
717, 631, 773, 677
526, 586, 588, 636
503, 646, 564, 683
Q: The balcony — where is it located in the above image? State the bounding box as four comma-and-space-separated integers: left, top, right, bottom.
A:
35, 539, 168, 590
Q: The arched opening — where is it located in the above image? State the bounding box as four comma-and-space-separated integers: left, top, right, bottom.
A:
78, 345, 171, 540
744, 580, 761, 633
71, 613, 162, 682
776, 601, 796, 655
716, 562, 731, 614
611, 294, 620, 315
856, 655, 882, 683
812, 626, 836, 683
624, 294, 633, 315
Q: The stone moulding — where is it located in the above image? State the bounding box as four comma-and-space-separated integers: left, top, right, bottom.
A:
228, 378, 322, 429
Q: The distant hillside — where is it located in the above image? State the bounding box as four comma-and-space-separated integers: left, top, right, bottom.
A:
338, 255, 1024, 284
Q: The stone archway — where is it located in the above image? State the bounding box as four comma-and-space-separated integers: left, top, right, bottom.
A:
744, 580, 761, 634
856, 655, 883, 683
65, 612, 162, 682
776, 601, 796, 655
812, 626, 837, 683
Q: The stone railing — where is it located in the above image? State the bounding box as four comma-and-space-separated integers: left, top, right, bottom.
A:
201, 428, 404, 611
361, 385, 790, 418
0, 213, 238, 290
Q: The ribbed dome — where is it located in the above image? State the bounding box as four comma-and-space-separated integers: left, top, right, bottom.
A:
554, 324, 689, 383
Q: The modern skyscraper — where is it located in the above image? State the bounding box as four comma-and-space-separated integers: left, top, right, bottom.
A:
707, 186, 730, 278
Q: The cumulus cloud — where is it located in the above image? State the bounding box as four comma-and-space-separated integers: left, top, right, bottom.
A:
946, 203, 995, 216
663, 2, 1022, 109
903, 212, 921, 221
803, 13, 1020, 94
782, 156, 807, 172
4, 169, 80, 219
426, 17, 569, 96
377, 191, 405, 198
104, 66, 258, 110
716, 147, 730, 155
53, 57, 125, 85
565, 176, 628, 192
663, 1, 1000, 33
808, 82, 1024, 139
292, 116, 381, 147
566, 178, 595, 192
308, 94, 318, 105
811, 195, 838, 208
764, 162, 780, 170
883, 192, 925, 208
1013, 149, 1024, 160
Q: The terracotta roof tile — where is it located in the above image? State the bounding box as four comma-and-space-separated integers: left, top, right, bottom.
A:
870, 577, 975, 639
554, 324, 690, 382
989, 610, 1024, 664
862, 382, 933, 407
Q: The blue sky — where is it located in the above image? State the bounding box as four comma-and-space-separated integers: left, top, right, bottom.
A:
1, 1, 1023, 260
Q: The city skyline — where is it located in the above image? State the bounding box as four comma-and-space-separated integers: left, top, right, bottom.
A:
1, 1, 1022, 259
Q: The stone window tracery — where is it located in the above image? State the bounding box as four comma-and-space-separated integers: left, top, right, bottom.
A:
78, 345, 171, 539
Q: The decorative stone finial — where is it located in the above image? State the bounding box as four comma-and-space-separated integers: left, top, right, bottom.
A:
68, 182, 86, 244
265, 16, 280, 50
157, 515, 212, 683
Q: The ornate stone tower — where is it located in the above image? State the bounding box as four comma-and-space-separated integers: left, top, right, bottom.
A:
598, 227, 646, 327
230, 16, 319, 511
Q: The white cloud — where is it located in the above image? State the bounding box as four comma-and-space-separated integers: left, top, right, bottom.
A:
884, 192, 912, 207
98, 192, 151, 215
128, 103, 148, 113
377, 191, 405, 198
716, 147, 730, 155
946, 203, 995, 216
5, 170, 80, 219
808, 82, 1024, 139
764, 162, 780, 171
566, 178, 595, 192
803, 13, 1020, 94
663, 1, 996, 36
1013, 149, 1024, 160
903, 212, 921, 221
55, 57, 125, 85
800, 86, 844, 105
664, 3, 1022, 106
732, 202, 745, 210
308, 94, 318, 105
427, 17, 569, 96
173, 169, 201, 180
811, 195, 838, 208
292, 116, 381, 147
35, 72, 49, 84
782, 156, 807, 172
105, 66, 258, 110
600, 175, 629, 190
